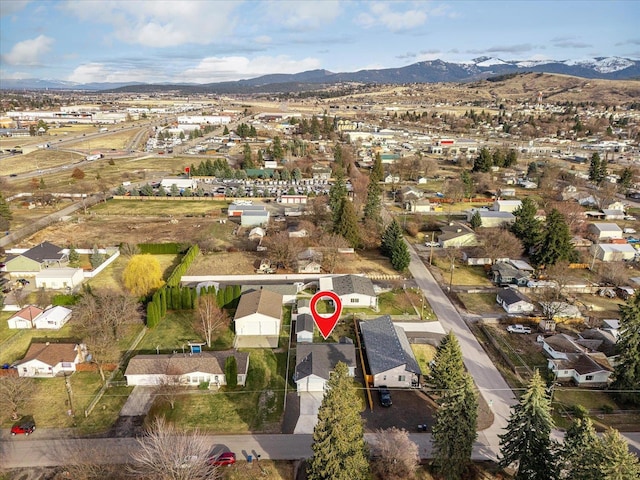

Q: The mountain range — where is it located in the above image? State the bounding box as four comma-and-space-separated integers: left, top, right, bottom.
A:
2, 56, 638, 93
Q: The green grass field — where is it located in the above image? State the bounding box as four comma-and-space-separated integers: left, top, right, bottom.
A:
87, 253, 179, 293
411, 343, 437, 376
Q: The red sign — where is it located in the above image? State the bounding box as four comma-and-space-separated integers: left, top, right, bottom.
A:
309, 290, 343, 339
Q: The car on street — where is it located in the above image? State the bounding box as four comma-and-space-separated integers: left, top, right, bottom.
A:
506, 324, 531, 334
208, 451, 236, 466
11, 416, 36, 436
378, 386, 392, 407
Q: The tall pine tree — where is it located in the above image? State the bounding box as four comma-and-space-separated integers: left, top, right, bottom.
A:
598, 428, 640, 479
432, 373, 478, 480
0, 191, 11, 232
499, 370, 559, 480
560, 417, 601, 480
329, 167, 347, 230
335, 199, 361, 248
511, 197, 542, 253
428, 331, 465, 395
532, 209, 578, 267
611, 293, 640, 406
307, 362, 370, 480
589, 152, 602, 183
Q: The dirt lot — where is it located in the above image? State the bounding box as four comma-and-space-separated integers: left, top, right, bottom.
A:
25, 214, 223, 247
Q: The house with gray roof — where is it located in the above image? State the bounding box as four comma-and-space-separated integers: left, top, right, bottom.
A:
233, 288, 283, 348
359, 315, 421, 388
124, 350, 249, 387
4, 241, 68, 276
295, 313, 315, 343
318, 274, 378, 310
496, 288, 535, 314
294, 342, 356, 393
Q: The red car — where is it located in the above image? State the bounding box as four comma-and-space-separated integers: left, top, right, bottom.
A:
11, 416, 36, 436
209, 451, 236, 466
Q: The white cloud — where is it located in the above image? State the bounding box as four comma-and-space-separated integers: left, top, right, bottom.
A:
177, 55, 322, 83
67, 62, 158, 83
62, 1, 240, 47
254, 35, 272, 45
356, 2, 428, 31
263, 0, 342, 30
2, 35, 54, 65
0, 69, 31, 80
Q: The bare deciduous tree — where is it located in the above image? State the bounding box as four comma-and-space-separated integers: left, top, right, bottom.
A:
128, 417, 220, 480
371, 427, 420, 480
475, 227, 524, 263
156, 368, 185, 410
318, 233, 349, 273
0, 377, 36, 420
262, 231, 296, 269
195, 294, 229, 348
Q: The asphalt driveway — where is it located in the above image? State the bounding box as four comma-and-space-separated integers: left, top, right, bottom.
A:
362, 388, 436, 433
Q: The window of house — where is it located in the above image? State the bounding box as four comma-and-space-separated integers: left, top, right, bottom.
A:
350, 298, 360, 303
585, 375, 593, 381
61, 362, 72, 368
398, 375, 406, 382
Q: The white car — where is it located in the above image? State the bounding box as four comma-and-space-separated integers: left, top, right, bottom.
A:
425, 241, 440, 247
507, 324, 531, 334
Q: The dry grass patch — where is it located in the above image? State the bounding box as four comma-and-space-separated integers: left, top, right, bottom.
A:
66, 129, 143, 151
457, 292, 505, 315
1, 149, 85, 175
411, 344, 437, 376
91, 199, 226, 217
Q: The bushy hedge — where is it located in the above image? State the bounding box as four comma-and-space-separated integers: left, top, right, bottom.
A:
138, 243, 189, 254
166, 244, 200, 287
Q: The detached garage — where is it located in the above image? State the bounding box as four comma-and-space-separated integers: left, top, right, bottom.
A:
35, 267, 84, 290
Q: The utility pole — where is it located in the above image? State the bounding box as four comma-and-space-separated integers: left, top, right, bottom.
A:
429, 231, 435, 265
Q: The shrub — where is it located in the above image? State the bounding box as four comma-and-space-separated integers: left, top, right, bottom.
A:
71, 167, 85, 179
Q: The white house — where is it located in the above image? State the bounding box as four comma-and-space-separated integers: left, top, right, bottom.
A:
590, 243, 637, 262
233, 288, 283, 348
496, 288, 535, 314
16, 342, 86, 377
467, 209, 516, 228
294, 343, 357, 392
35, 267, 84, 290
295, 313, 315, 343
319, 274, 378, 310
7, 305, 44, 329
548, 353, 613, 386
493, 199, 522, 213
360, 315, 421, 388
124, 351, 249, 387
588, 223, 623, 240
33, 306, 72, 329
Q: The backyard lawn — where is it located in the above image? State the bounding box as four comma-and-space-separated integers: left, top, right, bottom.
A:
432, 257, 492, 286
86, 253, 180, 293
154, 349, 287, 433
457, 292, 505, 315
0, 321, 79, 365
411, 343, 437, 376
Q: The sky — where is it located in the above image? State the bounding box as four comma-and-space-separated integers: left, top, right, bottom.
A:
1, 0, 639, 85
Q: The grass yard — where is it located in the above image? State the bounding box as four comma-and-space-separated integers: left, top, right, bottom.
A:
411, 343, 437, 376
155, 349, 287, 433
222, 461, 295, 480
432, 257, 492, 286
551, 389, 640, 431
0, 322, 79, 365
0, 372, 130, 434
456, 292, 505, 315
90, 199, 227, 217
86, 253, 179, 293
0, 311, 19, 344
136, 310, 209, 354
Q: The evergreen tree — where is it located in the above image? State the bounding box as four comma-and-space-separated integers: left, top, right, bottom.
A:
380, 220, 403, 258
292, 168, 302, 181
598, 428, 640, 479
532, 209, 578, 266
473, 147, 493, 173
470, 210, 482, 229
371, 153, 384, 184
461, 170, 474, 199
90, 246, 106, 269
223, 125, 229, 135
329, 168, 347, 228
511, 197, 543, 253
599, 155, 609, 182
589, 153, 602, 183
499, 370, 559, 480
432, 373, 478, 480
272, 136, 284, 161
390, 239, 410, 271
560, 417, 601, 480
336, 199, 361, 248
619, 167, 634, 192
169, 184, 180, 197
115, 185, 126, 195
611, 293, 640, 406
242, 143, 255, 169
307, 362, 370, 480
225, 356, 237, 388
68, 245, 80, 268
333, 143, 343, 168
363, 176, 382, 225
0, 192, 13, 231
428, 331, 465, 394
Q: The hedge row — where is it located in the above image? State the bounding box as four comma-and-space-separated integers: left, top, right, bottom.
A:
166, 244, 200, 287
138, 243, 188, 254
147, 285, 196, 327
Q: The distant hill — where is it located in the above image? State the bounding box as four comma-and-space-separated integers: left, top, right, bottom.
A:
2, 56, 638, 92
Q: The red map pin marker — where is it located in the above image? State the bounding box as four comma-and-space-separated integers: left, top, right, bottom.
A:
309, 290, 343, 340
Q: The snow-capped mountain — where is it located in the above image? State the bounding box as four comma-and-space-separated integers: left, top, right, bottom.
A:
1, 56, 638, 92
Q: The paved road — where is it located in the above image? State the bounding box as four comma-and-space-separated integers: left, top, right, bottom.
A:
404, 239, 517, 460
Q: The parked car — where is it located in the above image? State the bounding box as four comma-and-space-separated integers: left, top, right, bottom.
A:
11, 416, 35, 436
425, 241, 440, 247
208, 451, 236, 466
16, 278, 30, 286
506, 324, 531, 334
378, 386, 392, 407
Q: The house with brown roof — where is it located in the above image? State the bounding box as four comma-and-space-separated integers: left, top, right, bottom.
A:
124, 351, 249, 387
542, 334, 613, 386
233, 288, 284, 348
7, 305, 44, 329
16, 342, 86, 377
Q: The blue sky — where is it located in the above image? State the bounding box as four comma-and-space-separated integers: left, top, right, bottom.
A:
1, 0, 639, 84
